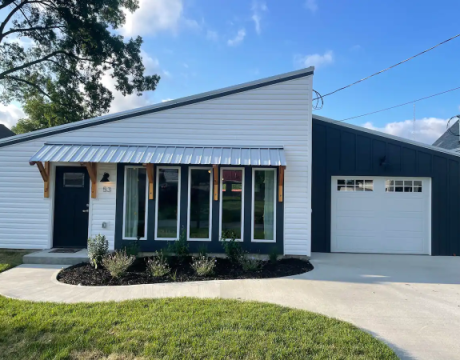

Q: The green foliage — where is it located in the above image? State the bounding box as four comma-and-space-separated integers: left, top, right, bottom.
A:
191, 256, 216, 277
102, 250, 135, 278
197, 244, 208, 258
87, 234, 109, 269
0, 296, 398, 359
170, 269, 178, 282
0, 0, 160, 134
221, 230, 244, 263
239, 254, 263, 272
146, 252, 170, 278
269, 247, 279, 264
169, 227, 189, 263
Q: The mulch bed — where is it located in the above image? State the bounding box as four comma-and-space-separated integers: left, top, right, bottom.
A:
57, 257, 314, 286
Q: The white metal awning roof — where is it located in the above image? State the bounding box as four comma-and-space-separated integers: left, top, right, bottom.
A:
30, 143, 287, 166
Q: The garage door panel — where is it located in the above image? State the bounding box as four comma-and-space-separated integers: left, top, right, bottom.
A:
383, 198, 425, 211
382, 217, 424, 231
334, 235, 377, 252
335, 216, 379, 231
336, 197, 375, 211
331, 177, 430, 255
335, 210, 376, 218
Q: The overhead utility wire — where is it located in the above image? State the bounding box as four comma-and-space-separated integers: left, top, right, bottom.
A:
312, 33, 460, 101
340, 86, 460, 122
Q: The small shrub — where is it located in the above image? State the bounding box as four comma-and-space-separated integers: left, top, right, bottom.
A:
269, 247, 279, 264
87, 234, 109, 269
168, 227, 189, 263
221, 230, 243, 263
191, 256, 216, 277
239, 254, 262, 272
170, 269, 178, 281
197, 244, 208, 258
102, 250, 135, 278
146, 251, 170, 277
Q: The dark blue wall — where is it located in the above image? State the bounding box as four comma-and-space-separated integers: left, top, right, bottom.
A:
115, 164, 284, 254
312, 118, 460, 256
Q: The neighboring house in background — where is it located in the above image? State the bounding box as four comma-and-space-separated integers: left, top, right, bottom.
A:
0, 68, 459, 257
432, 119, 460, 152
0, 124, 14, 139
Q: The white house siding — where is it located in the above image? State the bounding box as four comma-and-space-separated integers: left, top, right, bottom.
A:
0, 75, 312, 255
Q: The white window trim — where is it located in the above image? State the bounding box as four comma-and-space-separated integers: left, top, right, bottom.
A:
251, 168, 277, 243
187, 167, 212, 242
155, 166, 181, 241
219, 167, 245, 242
122, 166, 148, 241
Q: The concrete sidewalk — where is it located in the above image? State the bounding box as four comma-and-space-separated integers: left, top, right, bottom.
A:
0, 253, 459, 360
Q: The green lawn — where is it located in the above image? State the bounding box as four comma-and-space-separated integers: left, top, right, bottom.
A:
0, 297, 397, 360
0, 250, 31, 273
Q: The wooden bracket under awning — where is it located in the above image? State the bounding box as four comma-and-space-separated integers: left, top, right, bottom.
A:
29, 161, 50, 198
213, 165, 219, 201
145, 164, 155, 200
278, 166, 286, 202
83, 162, 97, 198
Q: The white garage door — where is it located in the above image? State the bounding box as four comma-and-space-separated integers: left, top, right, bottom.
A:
331, 177, 431, 254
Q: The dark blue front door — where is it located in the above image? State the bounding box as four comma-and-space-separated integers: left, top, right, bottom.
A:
53, 166, 90, 248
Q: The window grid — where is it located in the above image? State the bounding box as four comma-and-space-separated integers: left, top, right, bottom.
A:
337, 179, 373, 192
386, 179, 422, 193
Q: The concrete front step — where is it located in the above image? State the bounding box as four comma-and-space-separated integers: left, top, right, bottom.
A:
23, 249, 89, 265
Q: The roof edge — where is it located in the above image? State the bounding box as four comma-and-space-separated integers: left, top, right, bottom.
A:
313, 114, 460, 158
0, 67, 314, 148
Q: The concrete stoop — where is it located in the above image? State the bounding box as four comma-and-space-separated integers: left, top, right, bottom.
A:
23, 249, 89, 265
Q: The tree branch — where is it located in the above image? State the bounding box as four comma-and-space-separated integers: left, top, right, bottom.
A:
2, 25, 65, 39
0, 0, 17, 11
4, 75, 51, 99
0, 0, 30, 40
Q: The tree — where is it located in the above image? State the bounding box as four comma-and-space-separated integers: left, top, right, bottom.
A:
0, 0, 160, 133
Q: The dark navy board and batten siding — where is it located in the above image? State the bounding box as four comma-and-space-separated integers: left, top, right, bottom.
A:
312, 118, 460, 256
115, 164, 284, 254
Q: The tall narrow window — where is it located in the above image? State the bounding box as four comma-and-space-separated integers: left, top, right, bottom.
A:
220, 168, 244, 240
188, 168, 212, 240
156, 167, 180, 239
252, 169, 276, 242
123, 167, 147, 239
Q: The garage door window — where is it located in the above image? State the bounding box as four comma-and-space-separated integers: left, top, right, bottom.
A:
337, 179, 373, 192
385, 180, 422, 193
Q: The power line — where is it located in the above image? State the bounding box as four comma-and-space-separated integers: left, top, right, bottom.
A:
340, 85, 460, 122
313, 33, 460, 101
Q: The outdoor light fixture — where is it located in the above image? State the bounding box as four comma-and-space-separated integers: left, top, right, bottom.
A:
100, 172, 110, 182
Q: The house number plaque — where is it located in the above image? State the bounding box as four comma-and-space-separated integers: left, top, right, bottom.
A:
103, 186, 112, 193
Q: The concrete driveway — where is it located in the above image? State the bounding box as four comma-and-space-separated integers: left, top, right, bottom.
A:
1, 253, 459, 359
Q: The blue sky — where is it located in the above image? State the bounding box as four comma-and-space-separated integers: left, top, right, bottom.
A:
2, 0, 460, 144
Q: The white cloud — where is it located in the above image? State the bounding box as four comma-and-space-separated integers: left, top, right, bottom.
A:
121, 0, 198, 37
295, 50, 333, 69
206, 30, 219, 41
363, 118, 449, 144
305, 0, 318, 13
0, 103, 25, 129
161, 98, 174, 103
227, 29, 246, 46
251, 1, 268, 35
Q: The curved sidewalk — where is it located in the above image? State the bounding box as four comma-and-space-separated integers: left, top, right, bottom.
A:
1, 253, 460, 360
